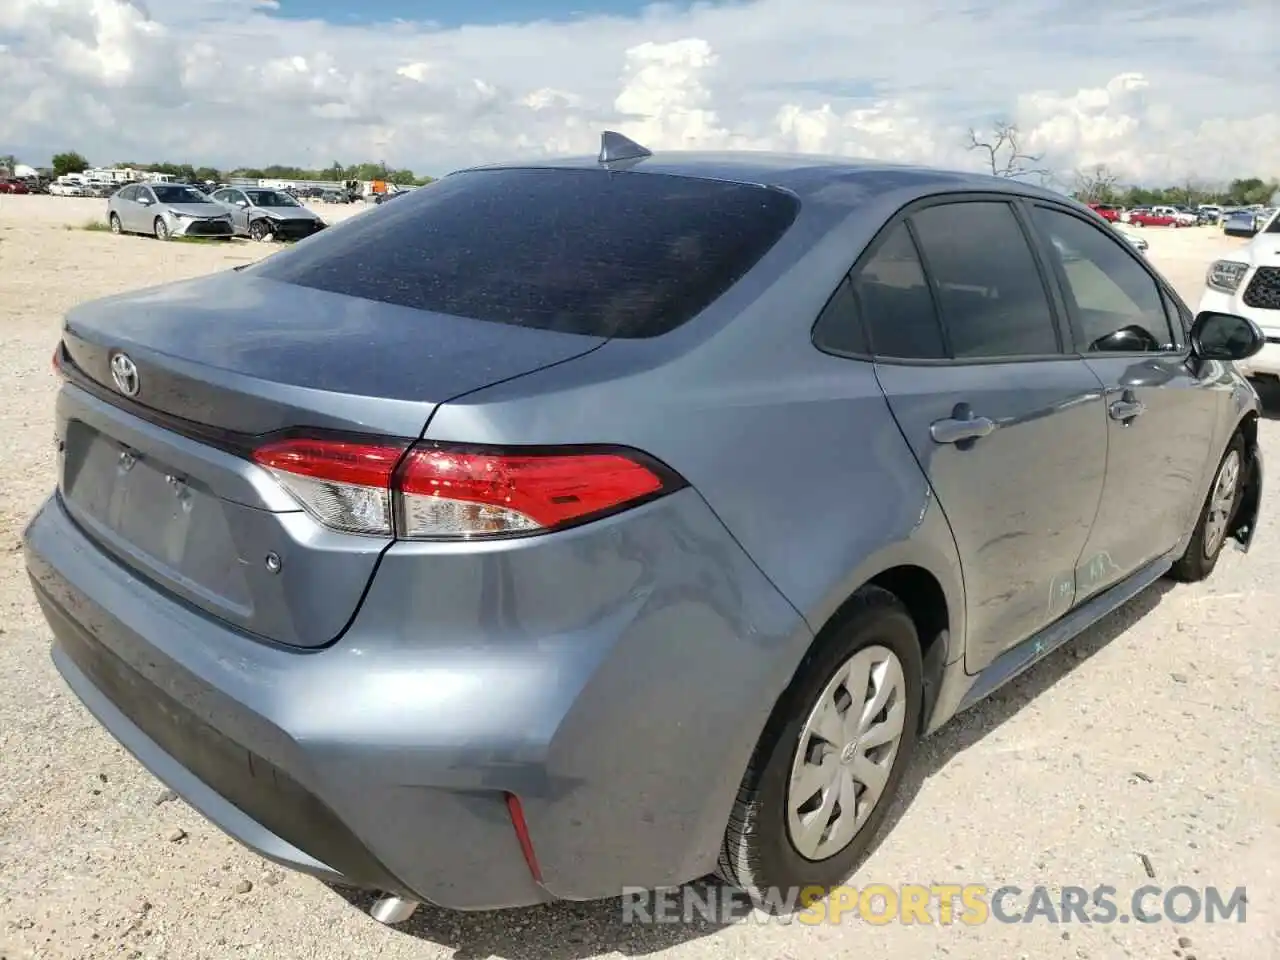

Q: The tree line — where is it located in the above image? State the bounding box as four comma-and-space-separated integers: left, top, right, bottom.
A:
13, 144, 1276, 208
965, 123, 1278, 208
37, 151, 434, 186
1071, 166, 1277, 208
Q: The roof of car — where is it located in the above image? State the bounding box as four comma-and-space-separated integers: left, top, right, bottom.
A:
457, 150, 1070, 207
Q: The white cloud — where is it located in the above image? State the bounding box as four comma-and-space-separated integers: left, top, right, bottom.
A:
0, 0, 1275, 183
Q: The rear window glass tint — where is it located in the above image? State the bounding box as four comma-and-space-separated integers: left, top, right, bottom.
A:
250, 168, 800, 339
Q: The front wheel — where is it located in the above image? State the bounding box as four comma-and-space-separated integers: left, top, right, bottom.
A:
1169, 433, 1245, 583
153, 217, 170, 241
249, 219, 273, 242
108, 213, 122, 235
716, 586, 922, 903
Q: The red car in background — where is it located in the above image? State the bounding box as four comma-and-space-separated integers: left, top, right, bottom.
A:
0, 180, 30, 194
1088, 202, 1120, 222
1126, 207, 1178, 227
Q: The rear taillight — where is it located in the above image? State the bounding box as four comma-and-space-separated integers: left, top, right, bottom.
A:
52, 342, 64, 377
252, 438, 408, 536
251, 437, 682, 540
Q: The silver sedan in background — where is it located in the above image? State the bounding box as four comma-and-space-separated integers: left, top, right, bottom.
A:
1112, 223, 1149, 255
107, 184, 234, 240
209, 187, 327, 241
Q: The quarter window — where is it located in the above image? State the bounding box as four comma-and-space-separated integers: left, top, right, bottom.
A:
851, 222, 945, 359
812, 276, 869, 355
1032, 206, 1175, 353
909, 201, 1060, 359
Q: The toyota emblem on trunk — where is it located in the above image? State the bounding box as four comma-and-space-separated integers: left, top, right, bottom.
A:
110, 353, 140, 397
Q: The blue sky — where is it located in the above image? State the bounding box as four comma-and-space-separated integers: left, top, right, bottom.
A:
270, 0, 662, 27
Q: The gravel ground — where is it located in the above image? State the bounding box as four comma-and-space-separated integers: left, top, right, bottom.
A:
1, 195, 1277, 960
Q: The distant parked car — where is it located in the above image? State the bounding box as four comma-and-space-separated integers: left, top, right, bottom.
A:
48, 180, 86, 197
319, 190, 349, 204
1127, 208, 1179, 227
0, 180, 29, 194
1223, 210, 1262, 238
1111, 224, 1148, 255
209, 187, 327, 241
1087, 202, 1120, 222
1201, 208, 1280, 379
107, 183, 233, 240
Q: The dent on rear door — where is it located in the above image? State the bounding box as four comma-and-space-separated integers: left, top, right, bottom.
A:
877, 361, 1109, 673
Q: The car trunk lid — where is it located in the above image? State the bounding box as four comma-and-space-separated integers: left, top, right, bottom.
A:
56, 272, 605, 647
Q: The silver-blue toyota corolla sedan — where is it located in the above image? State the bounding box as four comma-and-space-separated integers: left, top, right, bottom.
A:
25, 134, 1265, 923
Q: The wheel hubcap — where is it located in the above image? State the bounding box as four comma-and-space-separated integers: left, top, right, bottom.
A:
787, 645, 907, 861
1203, 450, 1240, 558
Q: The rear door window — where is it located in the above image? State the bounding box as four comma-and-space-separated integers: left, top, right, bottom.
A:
908, 201, 1061, 359
250, 167, 800, 339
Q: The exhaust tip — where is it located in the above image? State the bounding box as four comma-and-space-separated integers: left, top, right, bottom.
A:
369, 894, 420, 925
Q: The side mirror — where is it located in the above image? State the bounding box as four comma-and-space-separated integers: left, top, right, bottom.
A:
236, 200, 248, 207
1190, 311, 1264, 362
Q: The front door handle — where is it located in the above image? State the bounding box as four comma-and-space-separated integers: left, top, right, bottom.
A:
1108, 390, 1146, 423
930, 414, 996, 445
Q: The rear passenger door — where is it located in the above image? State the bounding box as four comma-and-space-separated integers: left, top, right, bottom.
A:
118, 185, 144, 232
862, 197, 1110, 673
1027, 202, 1225, 594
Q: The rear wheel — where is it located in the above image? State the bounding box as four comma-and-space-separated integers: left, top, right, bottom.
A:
153, 217, 169, 241
108, 213, 122, 235
716, 586, 922, 903
1169, 433, 1245, 583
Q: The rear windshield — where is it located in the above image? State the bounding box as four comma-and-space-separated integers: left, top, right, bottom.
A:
249, 167, 800, 339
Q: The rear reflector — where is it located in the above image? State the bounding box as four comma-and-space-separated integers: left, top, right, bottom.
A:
252, 436, 682, 540
505, 793, 543, 884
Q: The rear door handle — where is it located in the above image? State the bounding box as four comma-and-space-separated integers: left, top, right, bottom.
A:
1108, 391, 1146, 422
930, 414, 996, 445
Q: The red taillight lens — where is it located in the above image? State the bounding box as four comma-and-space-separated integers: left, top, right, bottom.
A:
397, 445, 667, 538
252, 437, 680, 540
52, 342, 64, 377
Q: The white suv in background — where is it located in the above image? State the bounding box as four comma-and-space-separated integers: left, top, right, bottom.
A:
1200, 208, 1280, 379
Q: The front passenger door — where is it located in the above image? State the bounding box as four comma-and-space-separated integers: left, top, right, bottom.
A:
863, 199, 1110, 673
1028, 204, 1226, 595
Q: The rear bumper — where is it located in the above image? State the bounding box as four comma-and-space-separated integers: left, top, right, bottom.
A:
24, 488, 808, 909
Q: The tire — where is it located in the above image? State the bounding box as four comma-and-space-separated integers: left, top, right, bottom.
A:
1169, 432, 1245, 583
108, 213, 122, 235
153, 217, 170, 241
716, 586, 923, 904
249, 219, 273, 242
